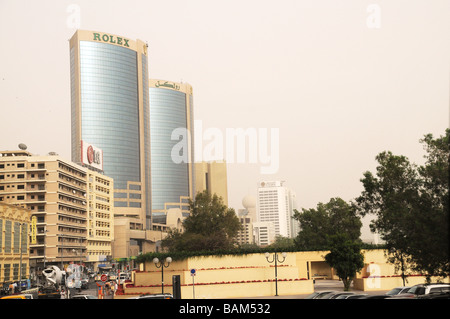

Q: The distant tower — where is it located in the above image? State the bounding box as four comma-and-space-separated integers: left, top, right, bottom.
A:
236, 195, 257, 245
257, 181, 298, 238
242, 194, 257, 221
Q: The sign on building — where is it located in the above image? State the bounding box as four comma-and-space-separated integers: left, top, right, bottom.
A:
80, 140, 103, 170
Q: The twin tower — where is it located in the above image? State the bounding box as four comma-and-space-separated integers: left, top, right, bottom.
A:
69, 30, 195, 230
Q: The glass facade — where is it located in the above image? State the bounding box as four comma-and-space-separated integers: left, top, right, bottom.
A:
78, 41, 140, 190
149, 88, 190, 210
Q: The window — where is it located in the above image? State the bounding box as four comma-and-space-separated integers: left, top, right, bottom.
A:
17, 174, 25, 179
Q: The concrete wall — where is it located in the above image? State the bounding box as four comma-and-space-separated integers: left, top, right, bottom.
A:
116, 249, 448, 299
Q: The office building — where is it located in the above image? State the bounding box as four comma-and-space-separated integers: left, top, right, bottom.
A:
0, 149, 115, 272
252, 221, 276, 247
149, 79, 195, 211
70, 30, 151, 229
257, 181, 298, 238
194, 161, 228, 205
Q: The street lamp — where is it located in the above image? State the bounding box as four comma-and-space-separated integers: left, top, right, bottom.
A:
153, 257, 172, 295
265, 251, 287, 296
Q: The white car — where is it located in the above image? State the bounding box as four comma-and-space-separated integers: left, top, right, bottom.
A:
71, 294, 98, 299
118, 272, 129, 284
394, 284, 450, 298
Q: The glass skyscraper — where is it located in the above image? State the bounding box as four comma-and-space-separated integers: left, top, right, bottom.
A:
149, 79, 195, 212
70, 30, 152, 228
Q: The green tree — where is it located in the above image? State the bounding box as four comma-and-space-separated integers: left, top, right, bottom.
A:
324, 234, 365, 291
355, 129, 449, 279
293, 197, 362, 250
162, 190, 241, 252
268, 235, 295, 250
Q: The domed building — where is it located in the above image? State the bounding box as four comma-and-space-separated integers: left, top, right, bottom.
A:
236, 195, 257, 246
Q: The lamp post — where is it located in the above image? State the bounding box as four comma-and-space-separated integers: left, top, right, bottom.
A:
265, 251, 287, 296
153, 257, 172, 295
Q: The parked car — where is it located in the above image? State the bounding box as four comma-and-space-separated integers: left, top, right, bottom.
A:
398, 283, 450, 298
418, 292, 450, 299
361, 295, 392, 299
328, 292, 356, 299
127, 293, 173, 299
345, 294, 368, 299
385, 286, 411, 296
71, 294, 98, 299
334, 293, 359, 299
304, 291, 336, 299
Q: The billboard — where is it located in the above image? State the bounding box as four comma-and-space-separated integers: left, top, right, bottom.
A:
81, 140, 103, 170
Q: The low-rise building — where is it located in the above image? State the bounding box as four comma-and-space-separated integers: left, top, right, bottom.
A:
0, 202, 31, 286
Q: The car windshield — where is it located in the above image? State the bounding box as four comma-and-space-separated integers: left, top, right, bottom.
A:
408, 286, 425, 295
386, 288, 402, 295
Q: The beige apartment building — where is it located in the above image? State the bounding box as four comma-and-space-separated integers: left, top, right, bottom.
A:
85, 170, 114, 269
0, 202, 31, 285
0, 149, 114, 272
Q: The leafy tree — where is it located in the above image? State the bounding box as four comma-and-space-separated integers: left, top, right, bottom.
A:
268, 235, 295, 250
355, 129, 449, 279
162, 190, 241, 252
324, 234, 365, 291
293, 197, 362, 250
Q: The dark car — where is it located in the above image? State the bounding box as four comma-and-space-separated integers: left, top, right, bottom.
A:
328, 292, 356, 299
304, 291, 336, 299
345, 294, 368, 299
361, 295, 392, 299
418, 292, 450, 299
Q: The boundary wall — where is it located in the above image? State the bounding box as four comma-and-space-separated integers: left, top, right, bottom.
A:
115, 249, 449, 299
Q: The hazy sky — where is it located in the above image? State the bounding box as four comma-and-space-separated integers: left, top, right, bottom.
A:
1, 0, 449, 239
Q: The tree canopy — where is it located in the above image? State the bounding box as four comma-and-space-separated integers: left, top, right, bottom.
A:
355, 129, 449, 279
293, 197, 362, 250
161, 190, 241, 252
